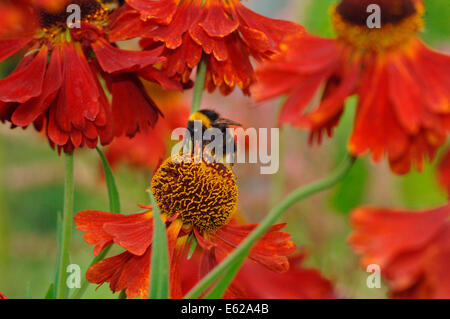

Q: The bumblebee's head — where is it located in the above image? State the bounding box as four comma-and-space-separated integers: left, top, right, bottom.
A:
189, 109, 220, 129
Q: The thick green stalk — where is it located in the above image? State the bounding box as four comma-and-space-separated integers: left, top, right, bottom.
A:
55, 152, 75, 299
190, 55, 207, 115
185, 154, 357, 299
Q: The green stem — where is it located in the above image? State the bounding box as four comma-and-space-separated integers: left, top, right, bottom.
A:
185, 154, 357, 299
191, 55, 207, 115
118, 290, 127, 299
71, 147, 120, 299
55, 152, 75, 299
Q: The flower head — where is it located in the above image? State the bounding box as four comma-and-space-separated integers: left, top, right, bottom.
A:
109, 0, 304, 95
253, 0, 450, 174
349, 205, 450, 298
75, 154, 296, 298
0, 0, 180, 152
151, 154, 238, 232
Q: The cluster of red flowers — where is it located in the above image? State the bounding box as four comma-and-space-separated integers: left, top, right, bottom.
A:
109, 0, 304, 95
0, 0, 180, 152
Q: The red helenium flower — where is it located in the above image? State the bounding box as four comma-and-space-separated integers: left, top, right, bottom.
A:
180, 251, 335, 299
0, 0, 180, 153
349, 205, 450, 298
75, 154, 296, 298
253, 0, 450, 174
108, 0, 304, 95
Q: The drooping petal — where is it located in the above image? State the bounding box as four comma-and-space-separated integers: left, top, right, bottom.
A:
138, 67, 183, 91
349, 205, 450, 267
144, 0, 201, 50
92, 38, 165, 74
86, 248, 151, 299
170, 233, 189, 299
0, 45, 47, 103
295, 58, 360, 133
74, 210, 153, 256
198, 0, 238, 38
103, 213, 154, 256
0, 38, 31, 62
349, 58, 409, 163
108, 5, 156, 42
110, 73, 161, 138
55, 42, 100, 131
12, 43, 63, 126
235, 253, 334, 299
349, 204, 450, 298
231, 1, 304, 57
127, 0, 181, 24
213, 222, 296, 273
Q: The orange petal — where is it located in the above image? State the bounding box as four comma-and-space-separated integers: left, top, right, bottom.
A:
349, 205, 450, 267
0, 45, 47, 103
86, 248, 151, 299
74, 210, 153, 256
213, 222, 296, 273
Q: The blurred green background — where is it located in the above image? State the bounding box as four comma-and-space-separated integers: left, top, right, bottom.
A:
0, 0, 449, 299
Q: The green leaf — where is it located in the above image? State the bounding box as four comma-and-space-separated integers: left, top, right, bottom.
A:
330, 160, 369, 214
148, 189, 170, 299
70, 148, 121, 299
44, 283, 55, 299
203, 254, 247, 299
187, 235, 198, 260
96, 147, 120, 213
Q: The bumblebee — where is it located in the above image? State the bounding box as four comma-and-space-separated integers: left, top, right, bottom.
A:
185, 109, 241, 163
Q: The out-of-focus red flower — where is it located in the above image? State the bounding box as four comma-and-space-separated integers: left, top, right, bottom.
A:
105, 87, 189, 170
349, 205, 450, 298
0, 291, 7, 299
0, 0, 181, 153
109, 0, 304, 95
253, 0, 450, 174
75, 154, 296, 298
180, 251, 334, 299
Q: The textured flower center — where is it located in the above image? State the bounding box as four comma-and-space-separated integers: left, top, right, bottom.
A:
39, 0, 108, 31
332, 0, 424, 52
151, 154, 238, 232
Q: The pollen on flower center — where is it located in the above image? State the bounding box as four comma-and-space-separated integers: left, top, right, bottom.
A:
332, 0, 424, 53
39, 0, 108, 31
151, 154, 238, 232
